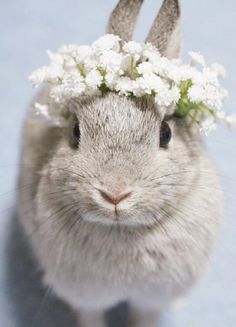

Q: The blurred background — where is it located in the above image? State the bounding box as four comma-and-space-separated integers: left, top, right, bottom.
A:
0, 0, 235, 326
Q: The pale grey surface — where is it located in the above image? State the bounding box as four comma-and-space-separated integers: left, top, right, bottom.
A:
0, 1, 236, 326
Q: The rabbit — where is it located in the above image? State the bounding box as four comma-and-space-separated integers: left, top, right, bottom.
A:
18, 0, 224, 326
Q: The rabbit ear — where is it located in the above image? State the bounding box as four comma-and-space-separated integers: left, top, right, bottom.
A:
145, 0, 181, 59
106, 0, 143, 41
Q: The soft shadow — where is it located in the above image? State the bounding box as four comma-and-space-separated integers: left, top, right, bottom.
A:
5, 212, 129, 327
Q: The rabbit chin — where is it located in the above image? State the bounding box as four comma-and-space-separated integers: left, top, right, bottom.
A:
80, 208, 156, 226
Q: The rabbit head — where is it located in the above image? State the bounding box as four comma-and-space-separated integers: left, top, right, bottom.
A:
34, 0, 214, 227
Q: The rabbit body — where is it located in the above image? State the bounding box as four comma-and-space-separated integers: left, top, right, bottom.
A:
18, 1, 224, 326
18, 91, 223, 326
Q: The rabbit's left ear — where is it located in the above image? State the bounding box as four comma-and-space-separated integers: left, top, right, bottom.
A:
146, 0, 181, 59
106, 0, 143, 42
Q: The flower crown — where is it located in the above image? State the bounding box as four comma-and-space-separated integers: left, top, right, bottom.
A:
29, 34, 235, 135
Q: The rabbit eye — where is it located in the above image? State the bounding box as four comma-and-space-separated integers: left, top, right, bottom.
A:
160, 121, 172, 147
72, 122, 80, 145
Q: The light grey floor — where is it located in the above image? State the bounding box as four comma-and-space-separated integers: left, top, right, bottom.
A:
0, 1, 236, 326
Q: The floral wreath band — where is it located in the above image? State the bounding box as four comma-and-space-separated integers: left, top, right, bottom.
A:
29, 34, 235, 135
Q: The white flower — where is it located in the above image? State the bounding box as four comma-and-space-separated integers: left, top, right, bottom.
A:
92, 34, 120, 52
210, 63, 226, 78
58, 44, 79, 56
202, 84, 225, 110
215, 111, 226, 120
105, 72, 119, 89
75, 46, 92, 61
115, 77, 134, 95
99, 50, 123, 72
152, 57, 170, 76
137, 62, 154, 75
29, 66, 51, 87
225, 115, 236, 129
155, 86, 180, 107
188, 85, 205, 103
63, 70, 84, 85
50, 71, 86, 102
34, 102, 49, 117
169, 86, 181, 103
135, 73, 165, 95
83, 55, 99, 71
142, 43, 160, 63
120, 54, 132, 72
200, 117, 217, 136
29, 34, 232, 135
197, 68, 219, 85
123, 41, 143, 60
189, 51, 205, 67
50, 85, 66, 103
85, 69, 103, 89
123, 41, 143, 55
46, 50, 64, 65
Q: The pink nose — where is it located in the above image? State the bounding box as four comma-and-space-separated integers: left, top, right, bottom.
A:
99, 190, 132, 205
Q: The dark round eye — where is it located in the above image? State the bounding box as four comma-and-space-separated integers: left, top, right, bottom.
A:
72, 122, 80, 145
160, 121, 172, 147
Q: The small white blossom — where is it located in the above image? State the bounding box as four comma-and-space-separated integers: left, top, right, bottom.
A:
50, 85, 66, 103
199, 68, 219, 85
85, 69, 103, 89
32, 102, 69, 127
50, 71, 86, 102
170, 86, 181, 104
210, 63, 226, 78
215, 111, 226, 120
188, 85, 205, 103
189, 51, 205, 67
123, 41, 143, 55
46, 50, 64, 65
202, 84, 225, 110
99, 50, 123, 72
225, 115, 236, 129
115, 77, 134, 96
155, 86, 180, 107
120, 54, 132, 72
105, 71, 119, 89
75, 46, 92, 61
83, 55, 99, 71
137, 62, 154, 75
92, 34, 120, 52
135, 74, 165, 96
34, 102, 50, 117
200, 117, 217, 136
142, 43, 160, 62
58, 44, 79, 56
29, 66, 51, 87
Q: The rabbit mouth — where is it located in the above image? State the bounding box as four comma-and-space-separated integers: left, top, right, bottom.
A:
79, 202, 139, 225
88, 206, 133, 224
79, 200, 156, 226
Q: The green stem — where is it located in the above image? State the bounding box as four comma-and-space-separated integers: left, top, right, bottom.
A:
77, 63, 86, 77
130, 56, 139, 80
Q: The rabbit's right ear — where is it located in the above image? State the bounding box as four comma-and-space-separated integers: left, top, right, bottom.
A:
106, 0, 143, 41
146, 0, 181, 59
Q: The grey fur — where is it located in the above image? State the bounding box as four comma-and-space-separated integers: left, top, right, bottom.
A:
18, 1, 223, 327
106, 0, 143, 41
146, 0, 181, 58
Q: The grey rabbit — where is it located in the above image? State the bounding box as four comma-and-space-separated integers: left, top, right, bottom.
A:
18, 0, 223, 326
